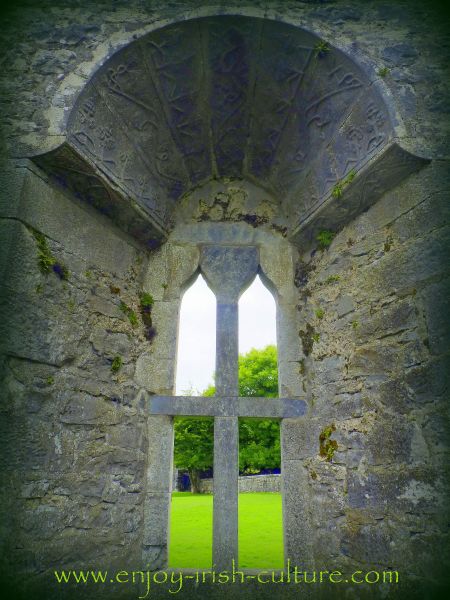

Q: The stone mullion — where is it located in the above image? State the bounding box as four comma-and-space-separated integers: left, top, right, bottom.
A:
213, 299, 239, 571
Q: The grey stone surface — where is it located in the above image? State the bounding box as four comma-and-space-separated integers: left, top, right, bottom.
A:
21, 14, 427, 250
149, 395, 306, 418
199, 474, 281, 494
1, 2, 449, 599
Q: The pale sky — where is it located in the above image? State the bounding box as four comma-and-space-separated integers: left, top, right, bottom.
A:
175, 274, 277, 395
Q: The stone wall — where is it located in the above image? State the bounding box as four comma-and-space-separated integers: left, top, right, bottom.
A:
0, 160, 152, 593
199, 474, 281, 494
0, 1, 449, 599
291, 158, 450, 592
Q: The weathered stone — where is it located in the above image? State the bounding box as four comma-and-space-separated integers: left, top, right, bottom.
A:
90, 329, 132, 359
335, 294, 355, 317
420, 278, 450, 355
1, 4, 449, 597
382, 43, 419, 66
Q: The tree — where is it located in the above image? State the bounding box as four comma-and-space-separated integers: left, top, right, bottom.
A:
173, 417, 213, 493
173, 345, 280, 490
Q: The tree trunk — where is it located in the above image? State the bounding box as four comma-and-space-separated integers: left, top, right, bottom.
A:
188, 469, 201, 493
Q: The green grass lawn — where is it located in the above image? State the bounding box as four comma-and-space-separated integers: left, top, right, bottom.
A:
168, 492, 283, 569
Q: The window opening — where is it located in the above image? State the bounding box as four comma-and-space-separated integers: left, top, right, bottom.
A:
170, 274, 216, 568
237, 275, 283, 568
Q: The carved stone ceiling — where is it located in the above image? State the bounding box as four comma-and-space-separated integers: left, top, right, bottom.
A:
31, 16, 428, 249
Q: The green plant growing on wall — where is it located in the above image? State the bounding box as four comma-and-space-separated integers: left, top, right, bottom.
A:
319, 424, 338, 461
351, 320, 359, 329
299, 323, 320, 356
377, 66, 389, 77
140, 292, 156, 341
331, 169, 356, 199
325, 274, 341, 284
31, 229, 69, 280
111, 356, 122, 373
316, 230, 335, 249
46, 376, 54, 385
120, 301, 138, 327
315, 308, 324, 319
314, 40, 330, 58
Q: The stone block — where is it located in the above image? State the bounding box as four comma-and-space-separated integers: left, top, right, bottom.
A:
135, 353, 175, 393
355, 298, 417, 344
341, 522, 393, 564
335, 294, 355, 317
60, 392, 122, 426
90, 329, 132, 359
142, 492, 171, 547
420, 277, 450, 355
347, 467, 443, 515
365, 417, 414, 466
282, 418, 322, 461
146, 415, 174, 492
314, 356, 345, 385
282, 459, 315, 568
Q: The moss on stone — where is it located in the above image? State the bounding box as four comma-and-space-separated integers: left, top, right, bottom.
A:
316, 230, 335, 249
30, 228, 69, 280
299, 323, 318, 356
111, 356, 122, 373
315, 308, 324, 319
331, 169, 356, 199
325, 274, 341, 284
119, 301, 138, 327
140, 293, 154, 309
319, 424, 338, 461
314, 40, 330, 58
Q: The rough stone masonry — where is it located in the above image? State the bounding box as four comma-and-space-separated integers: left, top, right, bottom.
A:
0, 1, 449, 599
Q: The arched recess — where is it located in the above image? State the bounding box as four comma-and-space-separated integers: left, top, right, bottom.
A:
27, 15, 428, 250
19, 12, 432, 573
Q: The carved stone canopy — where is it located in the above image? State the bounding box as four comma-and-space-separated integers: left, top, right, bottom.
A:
31, 15, 428, 249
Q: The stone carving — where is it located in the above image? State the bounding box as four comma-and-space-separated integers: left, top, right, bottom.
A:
208, 17, 256, 177
290, 142, 429, 247
140, 21, 212, 185
31, 16, 426, 250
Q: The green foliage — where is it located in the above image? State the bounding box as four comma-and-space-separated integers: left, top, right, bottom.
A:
314, 40, 330, 57
377, 66, 389, 77
331, 169, 356, 199
174, 418, 214, 472
111, 356, 122, 373
238, 345, 278, 398
351, 320, 359, 329
315, 308, 324, 319
319, 424, 337, 461
312, 332, 320, 343
174, 346, 280, 482
139, 292, 156, 340
119, 301, 138, 327
46, 376, 54, 385
85, 270, 92, 278
325, 274, 341, 284
31, 229, 69, 280
316, 230, 335, 249
140, 292, 154, 309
